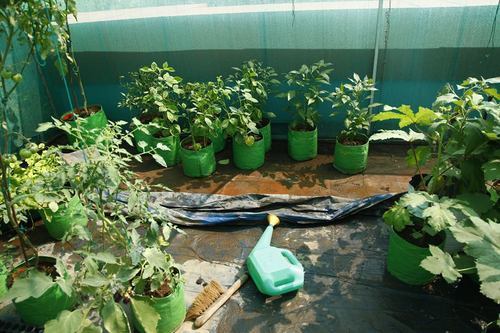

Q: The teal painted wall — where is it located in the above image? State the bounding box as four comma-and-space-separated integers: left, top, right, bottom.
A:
37, 1, 500, 139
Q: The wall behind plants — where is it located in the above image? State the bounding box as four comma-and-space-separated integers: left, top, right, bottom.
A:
35, 0, 500, 139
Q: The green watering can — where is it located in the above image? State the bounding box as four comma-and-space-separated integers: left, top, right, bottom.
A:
246, 214, 304, 296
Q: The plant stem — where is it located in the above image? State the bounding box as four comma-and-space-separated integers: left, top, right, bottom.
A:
409, 142, 427, 192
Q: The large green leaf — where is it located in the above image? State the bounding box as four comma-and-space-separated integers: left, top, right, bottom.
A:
4, 270, 54, 302
482, 160, 500, 181
143, 247, 168, 269
44, 309, 87, 333
101, 300, 131, 333
370, 129, 425, 143
130, 297, 160, 333
382, 203, 411, 232
423, 203, 457, 232
420, 245, 462, 283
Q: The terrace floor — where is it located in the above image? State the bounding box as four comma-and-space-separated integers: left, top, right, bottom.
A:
132, 140, 415, 198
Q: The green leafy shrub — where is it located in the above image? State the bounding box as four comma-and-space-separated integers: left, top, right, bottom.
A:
278, 60, 333, 130
330, 73, 380, 144
120, 62, 184, 138
227, 60, 279, 124
183, 77, 231, 150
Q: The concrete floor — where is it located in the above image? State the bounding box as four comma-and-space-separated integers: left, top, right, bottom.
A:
133, 140, 415, 198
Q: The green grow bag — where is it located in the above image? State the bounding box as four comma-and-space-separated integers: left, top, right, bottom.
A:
12, 256, 75, 327
41, 196, 88, 240
131, 283, 186, 333
233, 136, 265, 170
387, 227, 444, 285
259, 119, 272, 152
180, 138, 216, 178
63, 106, 107, 146
333, 138, 369, 174
288, 126, 317, 161
0, 260, 7, 298
210, 128, 226, 153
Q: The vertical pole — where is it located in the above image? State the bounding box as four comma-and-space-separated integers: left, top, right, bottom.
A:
369, 0, 385, 112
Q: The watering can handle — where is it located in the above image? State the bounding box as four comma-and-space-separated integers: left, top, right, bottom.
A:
281, 249, 300, 266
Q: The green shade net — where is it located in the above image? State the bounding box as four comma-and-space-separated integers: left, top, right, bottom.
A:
17, 0, 500, 139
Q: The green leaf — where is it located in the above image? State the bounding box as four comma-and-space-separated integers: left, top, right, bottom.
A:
81, 273, 109, 287
476, 254, 500, 303
143, 248, 167, 269
482, 160, 500, 181
406, 146, 431, 168
130, 297, 160, 333
49, 201, 59, 213
117, 267, 141, 283
101, 300, 131, 333
383, 203, 411, 232
414, 107, 437, 126
91, 252, 118, 264
36, 122, 55, 132
420, 245, 462, 283
4, 270, 54, 302
422, 203, 457, 232
44, 309, 87, 333
152, 154, 168, 168
456, 193, 494, 214
370, 129, 425, 143
218, 159, 230, 165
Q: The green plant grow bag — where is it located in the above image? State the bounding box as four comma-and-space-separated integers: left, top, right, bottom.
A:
259, 119, 272, 152
41, 196, 88, 240
63, 106, 107, 146
333, 139, 369, 174
12, 256, 75, 327
180, 139, 216, 178
0, 260, 7, 298
288, 126, 317, 161
386, 227, 444, 285
131, 283, 186, 333
210, 128, 226, 153
233, 136, 265, 170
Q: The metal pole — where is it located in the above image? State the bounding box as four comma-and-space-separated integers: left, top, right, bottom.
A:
370, 0, 384, 108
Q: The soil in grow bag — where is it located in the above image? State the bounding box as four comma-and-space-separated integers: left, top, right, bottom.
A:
131, 279, 186, 333
333, 135, 369, 174
62, 105, 107, 146
180, 137, 216, 177
7, 257, 75, 326
257, 118, 272, 152
288, 124, 317, 161
233, 134, 265, 170
387, 226, 445, 285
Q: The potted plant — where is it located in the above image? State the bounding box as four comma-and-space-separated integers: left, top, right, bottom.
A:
371, 77, 499, 207
58, 11, 106, 147
180, 80, 230, 177
330, 74, 380, 174
278, 60, 333, 161
120, 62, 184, 167
228, 60, 279, 152
0, 1, 77, 325
383, 191, 474, 285
225, 83, 265, 170
39, 119, 185, 333
6, 142, 88, 240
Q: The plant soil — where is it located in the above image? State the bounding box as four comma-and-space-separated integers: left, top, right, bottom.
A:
291, 123, 315, 132
72, 104, 101, 118
7, 261, 58, 288
182, 137, 211, 150
145, 279, 173, 298
138, 112, 160, 124
339, 137, 368, 146
397, 227, 444, 248
257, 118, 270, 129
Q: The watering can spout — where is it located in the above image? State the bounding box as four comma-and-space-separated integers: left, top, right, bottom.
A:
254, 214, 280, 250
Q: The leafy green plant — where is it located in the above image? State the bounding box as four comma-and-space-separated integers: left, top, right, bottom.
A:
183, 77, 230, 150
37, 119, 182, 332
227, 60, 279, 124
120, 62, 185, 137
278, 60, 333, 130
421, 216, 499, 306
383, 192, 475, 247
0, 0, 76, 266
330, 73, 380, 143
371, 77, 499, 215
